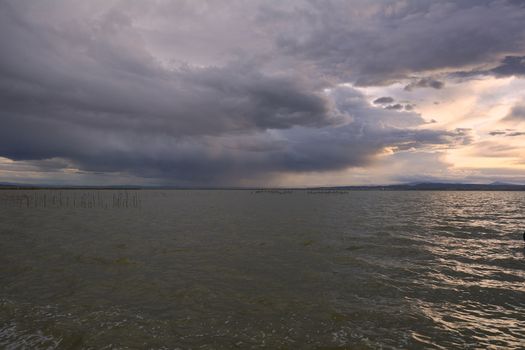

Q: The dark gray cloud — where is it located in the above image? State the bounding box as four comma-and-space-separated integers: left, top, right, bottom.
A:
404, 78, 444, 91
456, 55, 525, 78
0, 83, 467, 185
275, 0, 525, 85
490, 56, 525, 77
0, 2, 334, 137
488, 129, 525, 136
373, 98, 415, 112
0, 0, 516, 184
507, 131, 525, 137
489, 131, 507, 136
385, 104, 403, 111
373, 97, 394, 105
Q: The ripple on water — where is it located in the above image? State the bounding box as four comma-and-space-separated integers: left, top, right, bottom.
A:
0, 190, 524, 348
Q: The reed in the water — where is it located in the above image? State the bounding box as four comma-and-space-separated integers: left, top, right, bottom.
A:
0, 190, 141, 209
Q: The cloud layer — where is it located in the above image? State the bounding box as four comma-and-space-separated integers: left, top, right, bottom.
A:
1, 0, 525, 185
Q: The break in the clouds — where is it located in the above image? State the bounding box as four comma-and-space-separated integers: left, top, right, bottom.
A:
1, 0, 525, 186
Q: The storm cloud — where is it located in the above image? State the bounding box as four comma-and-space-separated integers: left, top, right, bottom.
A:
0, 0, 523, 185
275, 0, 525, 85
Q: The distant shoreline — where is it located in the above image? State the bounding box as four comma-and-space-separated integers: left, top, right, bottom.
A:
2, 183, 525, 191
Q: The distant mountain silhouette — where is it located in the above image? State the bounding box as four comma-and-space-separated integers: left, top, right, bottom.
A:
324, 182, 525, 191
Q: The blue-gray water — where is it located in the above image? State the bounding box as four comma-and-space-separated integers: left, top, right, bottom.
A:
1, 190, 524, 349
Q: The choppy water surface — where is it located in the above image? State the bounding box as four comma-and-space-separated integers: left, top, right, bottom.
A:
1, 190, 524, 349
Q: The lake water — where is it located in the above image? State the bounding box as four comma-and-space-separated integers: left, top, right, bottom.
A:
1, 190, 524, 349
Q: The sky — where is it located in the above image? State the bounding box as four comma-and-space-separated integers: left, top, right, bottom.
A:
2, 0, 525, 187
